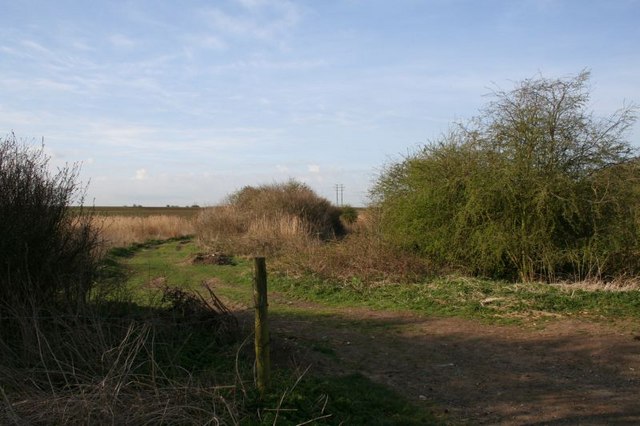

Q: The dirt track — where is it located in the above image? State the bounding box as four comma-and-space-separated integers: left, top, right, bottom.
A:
254, 297, 640, 425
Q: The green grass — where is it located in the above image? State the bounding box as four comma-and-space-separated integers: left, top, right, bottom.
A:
108, 237, 439, 424
271, 274, 640, 324
249, 373, 440, 425
96, 237, 640, 424
106, 237, 252, 305
113, 238, 640, 325
282, 259, 640, 324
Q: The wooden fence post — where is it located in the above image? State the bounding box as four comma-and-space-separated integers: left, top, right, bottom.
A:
253, 257, 270, 398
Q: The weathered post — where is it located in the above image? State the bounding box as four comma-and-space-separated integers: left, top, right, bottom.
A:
253, 257, 270, 398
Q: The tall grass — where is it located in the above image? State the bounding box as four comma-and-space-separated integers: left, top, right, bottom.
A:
196, 203, 432, 285
193, 181, 433, 283
0, 283, 243, 424
96, 214, 195, 248
196, 205, 313, 256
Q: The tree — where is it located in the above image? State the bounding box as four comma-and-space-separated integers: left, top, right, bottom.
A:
371, 71, 638, 281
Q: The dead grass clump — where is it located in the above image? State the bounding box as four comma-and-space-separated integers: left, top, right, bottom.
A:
195, 205, 316, 256
160, 283, 238, 334
192, 253, 236, 265
1, 378, 237, 425
551, 276, 640, 292
276, 216, 433, 285
0, 285, 241, 425
96, 214, 195, 248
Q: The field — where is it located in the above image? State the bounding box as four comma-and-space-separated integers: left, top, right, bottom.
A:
95, 207, 640, 424
3, 202, 640, 424
77, 205, 202, 218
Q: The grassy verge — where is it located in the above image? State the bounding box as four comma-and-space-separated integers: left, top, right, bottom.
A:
252, 373, 438, 425
272, 274, 640, 325
105, 237, 440, 425
115, 238, 640, 325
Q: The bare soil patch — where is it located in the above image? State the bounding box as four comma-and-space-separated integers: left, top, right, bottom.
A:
191, 252, 236, 265
223, 289, 640, 424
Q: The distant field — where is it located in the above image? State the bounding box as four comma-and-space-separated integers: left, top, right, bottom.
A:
75, 206, 203, 218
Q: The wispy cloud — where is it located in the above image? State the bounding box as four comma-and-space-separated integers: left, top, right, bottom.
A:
1, 0, 637, 207
109, 34, 137, 49
201, 0, 301, 43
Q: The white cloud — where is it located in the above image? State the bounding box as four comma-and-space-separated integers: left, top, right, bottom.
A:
276, 164, 289, 173
134, 168, 148, 180
308, 164, 320, 173
20, 39, 51, 54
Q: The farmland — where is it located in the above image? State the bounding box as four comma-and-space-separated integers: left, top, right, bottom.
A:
78, 205, 202, 218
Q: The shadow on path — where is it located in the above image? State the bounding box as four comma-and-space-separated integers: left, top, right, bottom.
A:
259, 307, 640, 425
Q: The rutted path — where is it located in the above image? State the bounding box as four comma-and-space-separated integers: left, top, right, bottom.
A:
221, 284, 640, 425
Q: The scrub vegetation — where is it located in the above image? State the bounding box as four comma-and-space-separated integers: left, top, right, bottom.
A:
372, 71, 639, 282
2, 71, 639, 424
196, 180, 345, 256
0, 134, 436, 424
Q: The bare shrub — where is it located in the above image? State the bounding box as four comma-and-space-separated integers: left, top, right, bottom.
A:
276, 210, 432, 284
0, 133, 100, 313
196, 181, 341, 255
227, 180, 344, 240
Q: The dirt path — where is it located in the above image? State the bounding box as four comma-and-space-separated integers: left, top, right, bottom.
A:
223, 287, 640, 425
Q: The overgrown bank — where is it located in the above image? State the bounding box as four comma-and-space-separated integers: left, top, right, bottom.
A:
372, 71, 639, 282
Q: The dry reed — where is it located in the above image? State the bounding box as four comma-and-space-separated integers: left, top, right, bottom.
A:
0, 284, 242, 425
275, 224, 432, 284
195, 206, 314, 256
95, 215, 195, 248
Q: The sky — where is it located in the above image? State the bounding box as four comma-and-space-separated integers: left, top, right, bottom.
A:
1, 0, 639, 206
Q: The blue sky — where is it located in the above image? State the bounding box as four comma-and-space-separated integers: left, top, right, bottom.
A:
1, 0, 639, 206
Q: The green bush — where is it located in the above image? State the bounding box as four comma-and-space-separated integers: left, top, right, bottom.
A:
0, 134, 99, 312
340, 204, 359, 225
371, 72, 639, 282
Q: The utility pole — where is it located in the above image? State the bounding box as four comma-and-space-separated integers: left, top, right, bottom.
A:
335, 184, 344, 207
